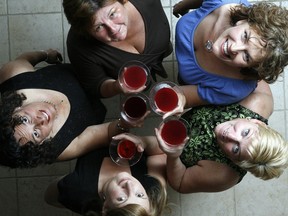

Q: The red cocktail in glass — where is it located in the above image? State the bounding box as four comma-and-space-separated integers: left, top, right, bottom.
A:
123, 66, 147, 90
154, 87, 178, 112
149, 81, 183, 116
121, 93, 148, 124
160, 119, 187, 145
109, 138, 143, 166
119, 61, 150, 91
117, 139, 137, 159
124, 95, 147, 119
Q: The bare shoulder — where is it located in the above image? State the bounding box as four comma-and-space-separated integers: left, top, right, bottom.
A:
147, 154, 167, 186
0, 59, 34, 84
239, 81, 273, 119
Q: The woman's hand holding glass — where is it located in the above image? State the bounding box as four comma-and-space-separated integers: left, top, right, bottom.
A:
149, 81, 186, 119
118, 60, 150, 94
155, 125, 188, 158
112, 133, 145, 153
155, 116, 189, 157
162, 88, 186, 119
110, 133, 144, 166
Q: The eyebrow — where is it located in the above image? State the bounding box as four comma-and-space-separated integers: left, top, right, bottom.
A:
116, 195, 148, 207
17, 123, 37, 144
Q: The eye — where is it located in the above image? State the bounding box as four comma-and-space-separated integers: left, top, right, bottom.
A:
95, 24, 104, 32
33, 130, 40, 138
232, 144, 240, 154
21, 116, 29, 124
136, 192, 144, 198
244, 30, 248, 40
117, 196, 127, 202
241, 129, 250, 137
244, 51, 250, 63
110, 11, 116, 18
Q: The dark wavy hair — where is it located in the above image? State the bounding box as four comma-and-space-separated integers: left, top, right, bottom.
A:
230, 2, 288, 83
0, 91, 57, 168
63, 0, 126, 37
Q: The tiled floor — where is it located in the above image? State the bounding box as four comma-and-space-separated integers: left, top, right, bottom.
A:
0, 0, 287, 215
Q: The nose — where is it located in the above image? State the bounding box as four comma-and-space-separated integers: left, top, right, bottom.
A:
226, 132, 239, 142
104, 20, 118, 34
124, 180, 134, 195
230, 42, 246, 54
34, 114, 47, 126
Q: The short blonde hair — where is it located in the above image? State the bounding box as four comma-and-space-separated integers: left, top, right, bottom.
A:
237, 124, 288, 180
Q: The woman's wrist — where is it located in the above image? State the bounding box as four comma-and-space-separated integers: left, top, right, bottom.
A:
40, 50, 49, 62
116, 118, 130, 132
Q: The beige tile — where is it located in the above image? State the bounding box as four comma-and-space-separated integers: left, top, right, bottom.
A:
0, 178, 17, 215
0, 166, 16, 178
180, 188, 235, 216
284, 67, 288, 105
166, 186, 181, 216
102, 95, 121, 119
235, 172, 288, 216
0, 16, 9, 66
7, 0, 61, 14
286, 110, 288, 140
270, 79, 285, 110
0, 0, 7, 14
16, 161, 71, 177
269, 110, 286, 138
17, 176, 73, 216
62, 18, 71, 63
9, 14, 63, 58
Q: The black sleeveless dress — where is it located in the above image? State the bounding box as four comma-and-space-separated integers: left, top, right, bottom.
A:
0, 64, 106, 160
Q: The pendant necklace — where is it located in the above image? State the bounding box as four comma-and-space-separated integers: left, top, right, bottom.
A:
205, 40, 213, 52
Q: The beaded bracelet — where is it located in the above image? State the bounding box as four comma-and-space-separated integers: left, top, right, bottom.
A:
116, 119, 129, 132
40, 50, 49, 62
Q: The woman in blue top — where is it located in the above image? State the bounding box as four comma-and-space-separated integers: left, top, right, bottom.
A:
173, 0, 288, 107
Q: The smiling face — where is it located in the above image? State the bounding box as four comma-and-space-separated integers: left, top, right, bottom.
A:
13, 102, 58, 145
102, 172, 150, 213
89, 1, 128, 42
214, 118, 263, 163
212, 20, 266, 69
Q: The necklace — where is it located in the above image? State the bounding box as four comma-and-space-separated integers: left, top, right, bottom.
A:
205, 40, 213, 52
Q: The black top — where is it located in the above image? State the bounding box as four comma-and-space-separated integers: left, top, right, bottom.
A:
0, 64, 106, 160
58, 148, 151, 214
67, 0, 172, 98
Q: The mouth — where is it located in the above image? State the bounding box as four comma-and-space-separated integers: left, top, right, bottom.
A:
221, 124, 232, 141
223, 39, 230, 58
40, 110, 50, 122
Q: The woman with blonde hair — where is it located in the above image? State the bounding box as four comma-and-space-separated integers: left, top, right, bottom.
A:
156, 80, 288, 193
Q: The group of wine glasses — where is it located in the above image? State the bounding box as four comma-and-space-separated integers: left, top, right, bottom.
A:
110, 60, 189, 166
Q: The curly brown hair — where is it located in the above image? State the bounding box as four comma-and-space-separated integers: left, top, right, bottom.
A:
0, 91, 57, 168
230, 2, 288, 83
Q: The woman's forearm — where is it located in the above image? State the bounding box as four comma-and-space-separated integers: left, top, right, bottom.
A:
166, 156, 186, 192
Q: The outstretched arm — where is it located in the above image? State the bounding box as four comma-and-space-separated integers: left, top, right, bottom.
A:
57, 118, 134, 161
0, 49, 62, 83
239, 80, 273, 119
173, 0, 203, 17
168, 159, 240, 193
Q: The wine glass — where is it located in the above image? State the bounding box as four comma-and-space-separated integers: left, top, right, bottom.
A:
120, 93, 149, 125
157, 116, 189, 150
118, 60, 150, 91
149, 81, 184, 116
109, 138, 143, 166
